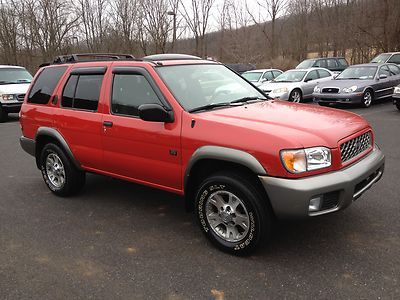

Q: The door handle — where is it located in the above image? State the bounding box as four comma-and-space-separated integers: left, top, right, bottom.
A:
103, 121, 113, 127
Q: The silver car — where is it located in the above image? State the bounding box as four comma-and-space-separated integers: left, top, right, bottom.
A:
241, 69, 283, 87
259, 68, 333, 102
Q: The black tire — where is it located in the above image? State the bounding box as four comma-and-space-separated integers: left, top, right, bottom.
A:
318, 102, 330, 107
361, 89, 373, 108
195, 172, 272, 255
289, 89, 302, 103
0, 107, 8, 122
40, 143, 85, 196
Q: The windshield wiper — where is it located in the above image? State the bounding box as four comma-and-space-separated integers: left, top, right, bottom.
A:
17, 79, 31, 83
189, 102, 232, 113
230, 96, 267, 104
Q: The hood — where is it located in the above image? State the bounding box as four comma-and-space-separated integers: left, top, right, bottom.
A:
317, 79, 374, 89
260, 81, 298, 91
0, 83, 30, 95
197, 100, 369, 148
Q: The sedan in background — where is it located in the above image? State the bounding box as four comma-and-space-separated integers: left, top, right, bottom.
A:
259, 68, 333, 102
241, 69, 283, 87
393, 85, 400, 111
313, 63, 400, 108
296, 57, 348, 74
371, 52, 400, 65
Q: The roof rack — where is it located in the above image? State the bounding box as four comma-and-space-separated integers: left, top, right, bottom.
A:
142, 54, 202, 61
53, 53, 136, 64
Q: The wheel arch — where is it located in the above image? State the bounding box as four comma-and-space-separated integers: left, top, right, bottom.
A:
35, 127, 81, 170
183, 146, 272, 213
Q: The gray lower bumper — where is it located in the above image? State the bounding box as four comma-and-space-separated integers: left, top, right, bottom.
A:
20, 136, 36, 157
313, 93, 363, 104
259, 147, 385, 219
1, 102, 22, 113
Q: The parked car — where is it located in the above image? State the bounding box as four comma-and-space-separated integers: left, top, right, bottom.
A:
393, 85, 400, 110
259, 68, 333, 102
296, 57, 348, 73
371, 52, 400, 65
0, 65, 33, 122
241, 69, 283, 87
313, 63, 400, 108
225, 63, 256, 74
20, 53, 385, 255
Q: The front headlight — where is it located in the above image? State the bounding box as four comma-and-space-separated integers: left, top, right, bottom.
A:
281, 147, 331, 173
342, 86, 357, 93
314, 86, 321, 93
394, 86, 400, 94
1, 94, 15, 101
272, 87, 288, 94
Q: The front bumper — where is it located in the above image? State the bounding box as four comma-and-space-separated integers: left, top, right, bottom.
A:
259, 147, 385, 219
0, 101, 22, 113
313, 92, 364, 104
262, 91, 289, 101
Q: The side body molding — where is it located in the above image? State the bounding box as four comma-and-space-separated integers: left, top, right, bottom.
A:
35, 127, 82, 170
184, 145, 267, 190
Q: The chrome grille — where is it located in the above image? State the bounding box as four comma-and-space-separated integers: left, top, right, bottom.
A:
340, 132, 372, 163
322, 87, 339, 94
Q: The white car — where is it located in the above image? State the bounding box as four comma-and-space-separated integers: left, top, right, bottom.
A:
0, 65, 33, 122
259, 68, 333, 102
241, 69, 283, 87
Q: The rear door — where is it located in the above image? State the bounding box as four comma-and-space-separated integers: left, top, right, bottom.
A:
54, 66, 106, 169
101, 66, 182, 192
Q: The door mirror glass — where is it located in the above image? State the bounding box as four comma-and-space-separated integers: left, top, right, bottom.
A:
138, 104, 174, 123
379, 74, 388, 79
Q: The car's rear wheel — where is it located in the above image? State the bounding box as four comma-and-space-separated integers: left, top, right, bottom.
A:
361, 90, 373, 108
289, 89, 302, 103
195, 172, 271, 255
40, 143, 85, 196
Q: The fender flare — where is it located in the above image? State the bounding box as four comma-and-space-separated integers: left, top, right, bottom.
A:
184, 145, 267, 193
35, 127, 82, 170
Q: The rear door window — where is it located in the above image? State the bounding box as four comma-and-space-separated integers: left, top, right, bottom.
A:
28, 66, 67, 104
305, 70, 319, 81
61, 74, 103, 111
337, 58, 348, 67
318, 69, 331, 78
262, 71, 274, 81
326, 59, 338, 69
388, 64, 400, 75
378, 66, 391, 77
272, 70, 282, 78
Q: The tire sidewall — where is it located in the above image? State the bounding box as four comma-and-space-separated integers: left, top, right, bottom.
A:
195, 175, 265, 254
362, 90, 373, 108
289, 89, 302, 103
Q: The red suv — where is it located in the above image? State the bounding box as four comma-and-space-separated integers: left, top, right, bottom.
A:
20, 54, 385, 255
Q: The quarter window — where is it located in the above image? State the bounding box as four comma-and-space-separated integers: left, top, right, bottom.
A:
318, 69, 331, 78
111, 74, 161, 117
272, 70, 282, 78
28, 66, 67, 104
61, 74, 103, 111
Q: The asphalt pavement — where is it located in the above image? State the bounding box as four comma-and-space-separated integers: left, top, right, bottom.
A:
0, 101, 399, 299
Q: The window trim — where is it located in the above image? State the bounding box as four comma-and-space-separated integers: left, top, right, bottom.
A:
60, 73, 103, 112
70, 66, 107, 75
110, 67, 169, 119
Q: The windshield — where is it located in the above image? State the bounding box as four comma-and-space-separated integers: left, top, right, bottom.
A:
156, 64, 265, 112
371, 54, 391, 63
296, 59, 315, 69
336, 66, 377, 80
273, 71, 307, 82
0, 68, 32, 84
242, 72, 262, 82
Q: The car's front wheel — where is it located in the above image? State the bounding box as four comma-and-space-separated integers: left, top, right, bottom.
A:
0, 107, 8, 122
195, 172, 271, 255
40, 143, 86, 196
289, 89, 302, 103
361, 90, 373, 108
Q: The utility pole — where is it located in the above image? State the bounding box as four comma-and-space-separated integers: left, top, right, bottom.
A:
167, 11, 177, 52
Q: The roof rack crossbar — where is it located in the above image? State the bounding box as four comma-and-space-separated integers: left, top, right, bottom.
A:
52, 53, 137, 64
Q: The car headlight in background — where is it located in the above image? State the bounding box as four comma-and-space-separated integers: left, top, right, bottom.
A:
272, 87, 288, 94
394, 86, 400, 94
342, 86, 358, 93
1, 94, 15, 101
281, 147, 331, 173
314, 86, 321, 93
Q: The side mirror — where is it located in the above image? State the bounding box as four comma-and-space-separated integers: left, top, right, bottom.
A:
379, 74, 388, 80
138, 104, 174, 123
304, 78, 311, 82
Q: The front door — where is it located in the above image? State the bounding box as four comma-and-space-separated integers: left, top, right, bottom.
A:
101, 67, 182, 192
